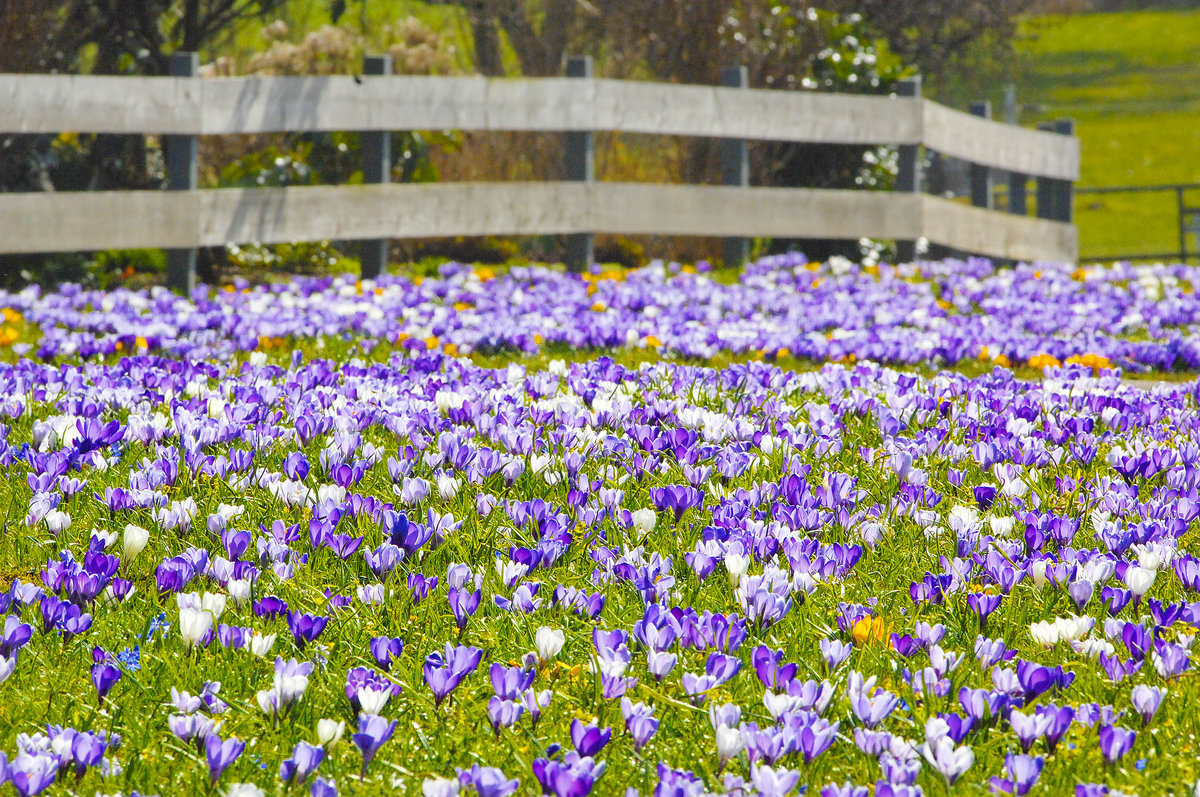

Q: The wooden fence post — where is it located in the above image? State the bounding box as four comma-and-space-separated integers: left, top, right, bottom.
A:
895, 77, 922, 263
165, 52, 198, 293
1054, 118, 1075, 225
720, 65, 750, 269
564, 56, 594, 274
359, 54, 393, 280
969, 101, 993, 210
1036, 119, 1075, 224
1004, 84, 1027, 216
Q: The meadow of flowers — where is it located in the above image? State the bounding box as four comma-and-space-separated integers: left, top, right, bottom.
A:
1, 256, 1200, 796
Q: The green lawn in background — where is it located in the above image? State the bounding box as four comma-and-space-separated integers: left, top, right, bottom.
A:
1012, 9, 1200, 262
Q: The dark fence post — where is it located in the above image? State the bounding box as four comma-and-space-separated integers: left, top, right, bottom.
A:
1004, 84, 1027, 216
1036, 119, 1075, 223
969, 101, 993, 210
1035, 122, 1055, 220
564, 56, 594, 274
720, 65, 750, 269
165, 51, 198, 293
1054, 118, 1075, 225
360, 54, 393, 280
896, 77, 922, 263
1178, 186, 1188, 264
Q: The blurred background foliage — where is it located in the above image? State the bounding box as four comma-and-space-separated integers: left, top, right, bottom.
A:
0, 0, 1087, 286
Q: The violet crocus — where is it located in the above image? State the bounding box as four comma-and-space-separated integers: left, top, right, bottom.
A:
532, 755, 600, 797
90, 660, 122, 701
448, 586, 481, 632
205, 733, 245, 783
458, 764, 520, 797
521, 688, 552, 728
407, 572, 438, 603
423, 642, 483, 706
352, 713, 397, 775
989, 753, 1044, 796
490, 663, 536, 701
820, 638, 852, 671
280, 741, 325, 784
851, 686, 900, 729
286, 611, 329, 650
570, 719, 612, 757
1130, 684, 1165, 725
750, 763, 802, 797
1098, 724, 1136, 764
369, 636, 405, 672
488, 697, 525, 735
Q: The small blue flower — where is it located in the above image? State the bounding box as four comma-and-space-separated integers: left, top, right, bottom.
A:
117, 645, 141, 671
147, 612, 170, 640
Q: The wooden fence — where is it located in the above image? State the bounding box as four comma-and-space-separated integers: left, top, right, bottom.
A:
0, 53, 1079, 290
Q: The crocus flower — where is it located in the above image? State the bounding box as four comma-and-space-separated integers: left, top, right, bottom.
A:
448, 587, 481, 632
286, 611, 329, 650
90, 660, 122, 701
922, 736, 973, 785
1097, 724, 1136, 764
424, 643, 483, 706
1130, 685, 1165, 725
458, 765, 519, 797
570, 719, 612, 757
989, 753, 1044, 796
205, 734, 245, 783
280, 741, 324, 784
370, 637, 405, 671
535, 626, 565, 663
352, 713, 397, 775
750, 764, 802, 797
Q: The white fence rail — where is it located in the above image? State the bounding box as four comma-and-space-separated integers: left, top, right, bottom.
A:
0, 57, 1079, 289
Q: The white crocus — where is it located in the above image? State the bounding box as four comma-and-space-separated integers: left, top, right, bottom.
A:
632, 508, 656, 535
1125, 566, 1157, 597
247, 632, 276, 658
535, 627, 565, 662
317, 719, 346, 747
179, 608, 213, 648
716, 724, 743, 768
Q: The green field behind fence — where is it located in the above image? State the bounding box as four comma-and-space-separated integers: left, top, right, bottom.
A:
1011, 8, 1200, 262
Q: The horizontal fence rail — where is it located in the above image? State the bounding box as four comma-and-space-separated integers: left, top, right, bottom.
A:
0, 75, 1081, 181
0, 62, 1080, 287
0, 183, 1076, 264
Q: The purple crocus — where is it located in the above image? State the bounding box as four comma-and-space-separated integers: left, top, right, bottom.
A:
352, 713, 397, 775
310, 777, 338, 797
490, 663, 536, 701
10, 751, 58, 796
90, 659, 122, 701
1130, 684, 1165, 725
449, 586, 481, 632
989, 753, 1044, 796
1097, 724, 1136, 764
487, 697, 525, 734
370, 636, 405, 671
423, 642, 483, 706
458, 765, 520, 797
408, 572, 438, 603
570, 719, 612, 757
0, 615, 33, 658
205, 733, 245, 783
966, 592, 1002, 627
280, 741, 325, 784
286, 610, 329, 650
531, 753, 602, 797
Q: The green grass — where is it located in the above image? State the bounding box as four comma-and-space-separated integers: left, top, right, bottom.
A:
1011, 9, 1200, 262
